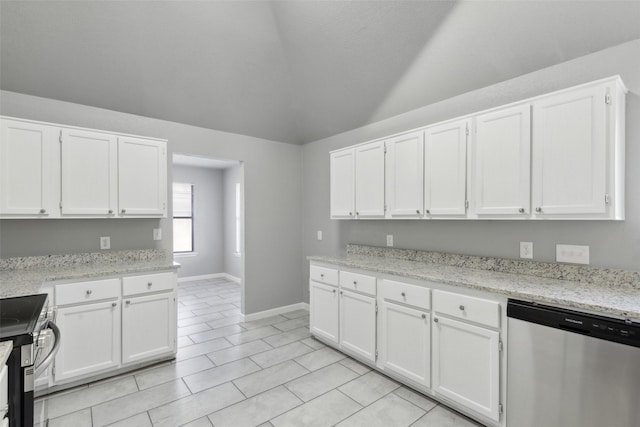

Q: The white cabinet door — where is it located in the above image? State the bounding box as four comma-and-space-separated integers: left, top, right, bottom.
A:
355, 141, 385, 218
54, 300, 121, 383
309, 281, 339, 346
424, 120, 468, 216
380, 302, 430, 388
0, 118, 58, 217
432, 316, 500, 422
122, 292, 176, 365
473, 104, 531, 216
385, 131, 424, 218
118, 136, 166, 217
330, 149, 355, 219
61, 129, 117, 216
339, 289, 376, 363
532, 84, 607, 216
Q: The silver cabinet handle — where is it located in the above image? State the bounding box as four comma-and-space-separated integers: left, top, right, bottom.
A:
519, 208, 525, 213
416, 209, 420, 214
86, 290, 92, 295
320, 273, 324, 278
332, 289, 336, 293
349, 212, 353, 216
434, 317, 439, 323
459, 305, 465, 311
126, 300, 131, 305
39, 208, 46, 214
340, 291, 343, 295
147, 282, 153, 287
353, 281, 357, 285
426, 209, 430, 214
401, 292, 406, 297
355, 212, 359, 215
421, 314, 426, 319
112, 302, 117, 307
121, 209, 127, 214
535, 207, 542, 213
108, 209, 113, 214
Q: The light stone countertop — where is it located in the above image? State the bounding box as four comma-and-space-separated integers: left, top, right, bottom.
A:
0, 255, 178, 299
308, 253, 640, 321
0, 341, 12, 366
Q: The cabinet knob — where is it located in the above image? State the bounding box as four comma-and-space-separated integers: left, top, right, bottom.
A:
519, 208, 525, 213
108, 209, 113, 214
401, 292, 406, 297
340, 291, 343, 295
111, 302, 117, 307
126, 300, 131, 305
320, 273, 324, 278
416, 209, 420, 214
421, 314, 426, 319
426, 209, 430, 214
535, 207, 542, 213
332, 289, 336, 294
39, 208, 46, 214
353, 281, 357, 285
459, 305, 465, 311
355, 212, 359, 216
121, 209, 127, 214
434, 318, 439, 323
147, 282, 153, 287
86, 290, 92, 295
349, 212, 353, 216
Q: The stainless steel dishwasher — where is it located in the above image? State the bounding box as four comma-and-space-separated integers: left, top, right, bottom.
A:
507, 299, 640, 427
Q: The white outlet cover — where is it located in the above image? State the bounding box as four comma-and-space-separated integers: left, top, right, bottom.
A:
556, 244, 589, 264
386, 235, 393, 247
317, 230, 323, 241
100, 236, 111, 250
520, 242, 533, 259
153, 228, 162, 241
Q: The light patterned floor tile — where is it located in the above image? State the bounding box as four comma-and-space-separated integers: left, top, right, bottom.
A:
294, 346, 346, 371
105, 412, 152, 427
250, 341, 314, 368
285, 362, 360, 402
135, 355, 214, 390
48, 408, 92, 427
338, 370, 400, 406
336, 392, 425, 427
271, 389, 362, 427
233, 360, 309, 398
410, 405, 484, 427
183, 357, 261, 393
394, 387, 437, 412
207, 339, 272, 365
263, 326, 311, 347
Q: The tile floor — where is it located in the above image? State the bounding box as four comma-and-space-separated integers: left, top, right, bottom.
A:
35, 278, 483, 427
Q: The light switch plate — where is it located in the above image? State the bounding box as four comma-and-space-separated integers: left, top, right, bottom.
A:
556, 244, 589, 264
386, 235, 394, 247
317, 230, 323, 241
153, 228, 162, 241
100, 236, 111, 250
520, 242, 533, 259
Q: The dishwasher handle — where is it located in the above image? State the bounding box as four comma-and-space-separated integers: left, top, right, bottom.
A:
35, 320, 61, 376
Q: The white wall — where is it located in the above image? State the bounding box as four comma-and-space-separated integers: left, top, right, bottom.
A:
172, 164, 224, 278
0, 93, 303, 315
301, 39, 640, 303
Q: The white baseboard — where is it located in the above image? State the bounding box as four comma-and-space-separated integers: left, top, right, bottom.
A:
178, 273, 241, 284
242, 302, 309, 322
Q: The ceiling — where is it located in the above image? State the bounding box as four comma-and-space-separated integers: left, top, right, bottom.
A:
1, 1, 639, 145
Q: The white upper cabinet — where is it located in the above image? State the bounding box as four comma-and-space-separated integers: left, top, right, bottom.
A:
424, 119, 468, 217
532, 79, 625, 219
330, 149, 355, 219
472, 104, 531, 217
118, 136, 167, 217
0, 118, 59, 217
385, 131, 424, 218
61, 129, 117, 216
355, 141, 385, 218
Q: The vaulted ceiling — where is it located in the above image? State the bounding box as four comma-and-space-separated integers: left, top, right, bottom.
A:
2, 1, 639, 144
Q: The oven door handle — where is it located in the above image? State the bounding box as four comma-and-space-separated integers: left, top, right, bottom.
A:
35, 320, 61, 376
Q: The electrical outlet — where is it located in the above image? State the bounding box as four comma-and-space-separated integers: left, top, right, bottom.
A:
317, 230, 323, 241
556, 244, 590, 264
100, 236, 111, 250
153, 228, 162, 241
520, 242, 533, 259
386, 234, 394, 247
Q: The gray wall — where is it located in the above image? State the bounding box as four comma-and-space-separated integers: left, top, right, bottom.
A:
302, 39, 640, 303
0, 92, 303, 315
223, 164, 243, 280
172, 164, 224, 278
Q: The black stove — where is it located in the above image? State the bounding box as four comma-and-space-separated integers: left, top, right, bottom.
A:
0, 294, 48, 345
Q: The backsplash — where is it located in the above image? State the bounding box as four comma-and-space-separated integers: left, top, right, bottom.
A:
0, 249, 168, 271
347, 244, 640, 289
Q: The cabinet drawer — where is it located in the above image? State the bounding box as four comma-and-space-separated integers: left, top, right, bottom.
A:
382, 279, 430, 310
55, 278, 120, 306
433, 290, 500, 329
310, 265, 338, 286
123, 272, 175, 296
340, 271, 376, 296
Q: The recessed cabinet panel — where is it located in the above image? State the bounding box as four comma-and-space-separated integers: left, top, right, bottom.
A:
424, 120, 468, 216
0, 119, 57, 216
474, 104, 531, 216
355, 141, 385, 218
118, 137, 166, 217
380, 302, 430, 388
532, 85, 607, 216
61, 129, 117, 216
310, 281, 340, 346
385, 132, 424, 218
432, 315, 500, 422
330, 149, 355, 218
339, 289, 376, 362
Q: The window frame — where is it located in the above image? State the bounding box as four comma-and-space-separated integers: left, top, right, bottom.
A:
173, 183, 195, 254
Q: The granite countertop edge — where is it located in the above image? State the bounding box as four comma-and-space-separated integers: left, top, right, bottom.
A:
308, 255, 640, 320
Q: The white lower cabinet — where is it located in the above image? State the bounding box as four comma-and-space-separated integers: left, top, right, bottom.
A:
309, 281, 340, 346
379, 301, 430, 388
339, 289, 376, 363
54, 300, 121, 383
432, 315, 500, 422
122, 292, 176, 365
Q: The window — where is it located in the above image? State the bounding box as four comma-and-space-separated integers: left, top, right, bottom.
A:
173, 183, 194, 253
235, 182, 241, 255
